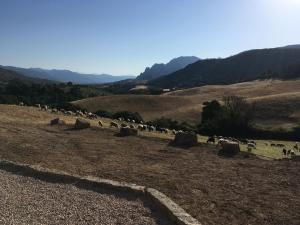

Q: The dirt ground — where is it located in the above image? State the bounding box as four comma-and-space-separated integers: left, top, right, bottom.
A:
0, 105, 300, 225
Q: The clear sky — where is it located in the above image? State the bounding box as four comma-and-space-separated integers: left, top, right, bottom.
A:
0, 0, 300, 75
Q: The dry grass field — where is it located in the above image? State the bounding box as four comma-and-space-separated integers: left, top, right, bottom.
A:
1, 105, 300, 225
73, 79, 300, 128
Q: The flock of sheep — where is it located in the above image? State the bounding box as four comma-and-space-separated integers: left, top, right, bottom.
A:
19, 102, 300, 157
206, 135, 299, 157
27, 103, 188, 136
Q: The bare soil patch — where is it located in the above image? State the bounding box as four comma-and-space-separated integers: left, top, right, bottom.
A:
1, 105, 300, 225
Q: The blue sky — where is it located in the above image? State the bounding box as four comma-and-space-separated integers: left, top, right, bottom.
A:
0, 0, 300, 75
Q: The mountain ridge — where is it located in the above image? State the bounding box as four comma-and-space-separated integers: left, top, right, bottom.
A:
136, 56, 199, 81
149, 46, 300, 88
0, 67, 54, 84
1, 66, 135, 84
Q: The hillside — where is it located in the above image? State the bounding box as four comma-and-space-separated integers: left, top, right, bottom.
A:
1, 66, 135, 84
0, 67, 53, 84
136, 56, 199, 81
149, 46, 300, 88
0, 104, 300, 225
73, 79, 300, 128
73, 94, 197, 122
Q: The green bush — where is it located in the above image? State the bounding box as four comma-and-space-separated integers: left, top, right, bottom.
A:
199, 96, 255, 137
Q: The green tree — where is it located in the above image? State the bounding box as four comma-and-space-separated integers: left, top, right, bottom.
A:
199, 96, 255, 137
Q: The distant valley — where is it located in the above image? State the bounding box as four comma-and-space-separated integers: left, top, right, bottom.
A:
0, 66, 135, 84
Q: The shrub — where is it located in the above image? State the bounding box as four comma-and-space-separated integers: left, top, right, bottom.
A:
147, 117, 196, 132
113, 111, 144, 123
95, 110, 114, 118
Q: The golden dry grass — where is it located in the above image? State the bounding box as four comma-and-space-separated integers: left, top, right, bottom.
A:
73, 79, 300, 127
1, 105, 300, 225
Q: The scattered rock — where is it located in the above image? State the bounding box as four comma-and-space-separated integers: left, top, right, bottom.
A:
291, 155, 300, 161
50, 118, 66, 125
171, 132, 198, 147
74, 118, 90, 130
218, 141, 240, 157
119, 127, 138, 136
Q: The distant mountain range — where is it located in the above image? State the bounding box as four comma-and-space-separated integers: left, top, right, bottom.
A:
0, 67, 53, 84
0, 66, 135, 84
149, 45, 300, 88
136, 56, 200, 81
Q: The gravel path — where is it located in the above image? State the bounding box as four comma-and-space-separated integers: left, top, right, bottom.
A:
0, 170, 171, 225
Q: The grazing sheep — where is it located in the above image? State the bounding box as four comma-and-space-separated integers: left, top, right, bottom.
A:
76, 110, 84, 117
137, 124, 145, 130
239, 139, 248, 145
121, 123, 128, 128
248, 140, 256, 146
98, 120, 103, 127
148, 126, 155, 132
207, 136, 215, 144
248, 143, 256, 149
110, 121, 119, 128
282, 149, 287, 155
129, 124, 135, 129
87, 112, 97, 119
218, 138, 229, 146
51, 108, 58, 113
65, 111, 73, 116
41, 105, 48, 111
60, 109, 66, 114
291, 150, 296, 157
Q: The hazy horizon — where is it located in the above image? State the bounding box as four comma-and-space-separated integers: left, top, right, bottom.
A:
1, 0, 300, 75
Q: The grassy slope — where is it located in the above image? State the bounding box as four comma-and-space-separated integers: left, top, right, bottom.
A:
0, 105, 300, 225
73, 79, 300, 128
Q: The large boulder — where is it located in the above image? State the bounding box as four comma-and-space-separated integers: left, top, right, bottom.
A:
119, 127, 138, 136
50, 118, 66, 125
291, 155, 300, 161
74, 118, 90, 129
218, 141, 240, 157
171, 132, 198, 147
